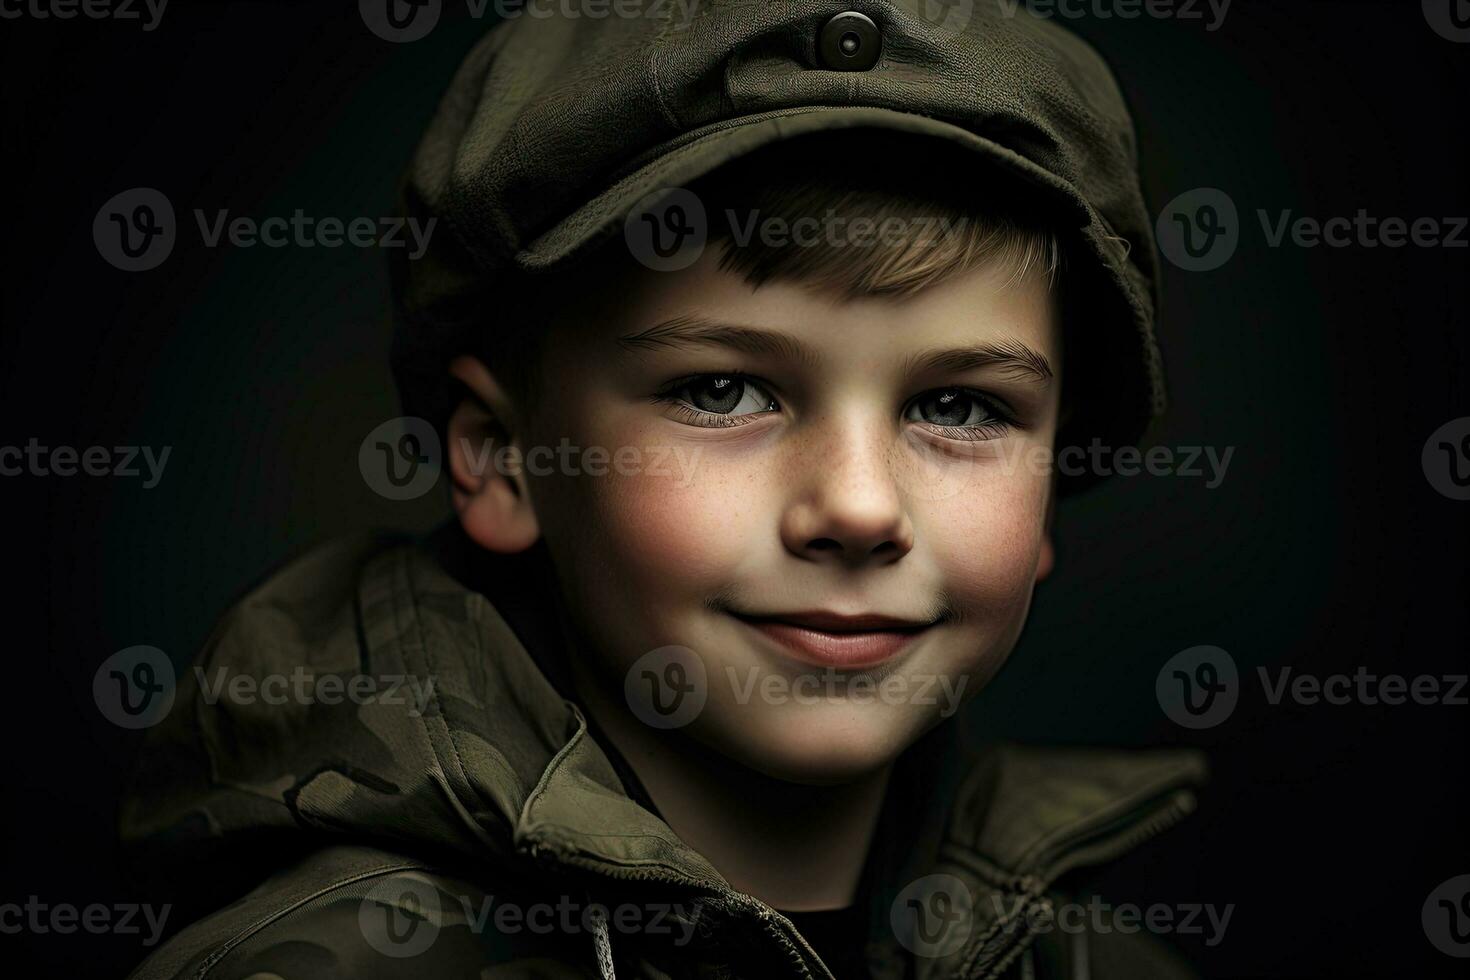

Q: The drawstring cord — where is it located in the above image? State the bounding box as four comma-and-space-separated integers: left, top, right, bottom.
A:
589, 897, 617, 980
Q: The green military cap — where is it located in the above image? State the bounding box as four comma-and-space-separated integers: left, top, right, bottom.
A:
391, 0, 1165, 488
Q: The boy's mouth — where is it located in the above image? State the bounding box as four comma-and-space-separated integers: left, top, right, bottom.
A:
727, 609, 938, 670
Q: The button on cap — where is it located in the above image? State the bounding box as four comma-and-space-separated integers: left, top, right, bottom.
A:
818, 11, 881, 71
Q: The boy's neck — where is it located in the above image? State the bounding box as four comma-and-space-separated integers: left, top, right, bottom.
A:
572, 656, 892, 912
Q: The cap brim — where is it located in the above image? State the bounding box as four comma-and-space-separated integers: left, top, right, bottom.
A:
517, 105, 1094, 269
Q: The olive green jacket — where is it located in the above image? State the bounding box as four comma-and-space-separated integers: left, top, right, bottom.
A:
121, 532, 1207, 979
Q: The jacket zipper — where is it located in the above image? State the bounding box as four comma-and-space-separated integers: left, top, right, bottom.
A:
952, 788, 1198, 980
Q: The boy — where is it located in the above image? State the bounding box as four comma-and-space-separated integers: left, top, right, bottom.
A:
122, 2, 1207, 978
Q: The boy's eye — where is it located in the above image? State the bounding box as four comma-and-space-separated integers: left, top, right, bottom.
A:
904, 388, 1012, 434
664, 375, 779, 422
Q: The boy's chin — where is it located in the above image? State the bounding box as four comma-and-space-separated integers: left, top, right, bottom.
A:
692, 705, 942, 786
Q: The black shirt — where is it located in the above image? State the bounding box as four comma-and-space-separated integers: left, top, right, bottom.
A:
779, 905, 873, 980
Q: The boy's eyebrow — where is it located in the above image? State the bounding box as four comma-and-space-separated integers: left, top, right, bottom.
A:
617, 314, 1053, 385
903, 339, 1055, 386
616, 314, 818, 366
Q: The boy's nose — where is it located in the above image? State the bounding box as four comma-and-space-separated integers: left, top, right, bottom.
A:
780, 429, 915, 567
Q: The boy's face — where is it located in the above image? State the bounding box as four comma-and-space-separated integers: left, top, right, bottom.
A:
457, 246, 1060, 784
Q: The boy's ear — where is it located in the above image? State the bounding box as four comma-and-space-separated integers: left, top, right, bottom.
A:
1035, 474, 1058, 582
446, 355, 541, 554
1035, 535, 1055, 582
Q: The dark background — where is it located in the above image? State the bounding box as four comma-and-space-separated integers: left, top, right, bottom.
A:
1, 1, 1466, 976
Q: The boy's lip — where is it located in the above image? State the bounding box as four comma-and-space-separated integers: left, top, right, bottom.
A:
728, 610, 937, 670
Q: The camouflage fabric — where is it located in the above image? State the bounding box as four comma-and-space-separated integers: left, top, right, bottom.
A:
121, 533, 1208, 979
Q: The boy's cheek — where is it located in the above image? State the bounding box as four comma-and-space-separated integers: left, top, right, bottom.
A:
920, 471, 1053, 606
539, 437, 764, 598
594, 462, 766, 584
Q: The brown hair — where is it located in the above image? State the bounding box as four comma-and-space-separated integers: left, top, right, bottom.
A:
700, 134, 1063, 300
